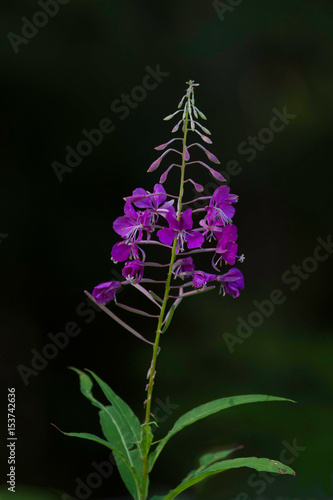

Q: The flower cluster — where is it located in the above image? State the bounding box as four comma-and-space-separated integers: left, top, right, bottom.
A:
92, 80, 244, 315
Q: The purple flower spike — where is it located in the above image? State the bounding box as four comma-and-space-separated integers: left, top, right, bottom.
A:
193, 271, 216, 289
157, 208, 204, 252
92, 281, 121, 304
122, 259, 144, 283
113, 202, 152, 243
217, 268, 244, 298
173, 257, 195, 279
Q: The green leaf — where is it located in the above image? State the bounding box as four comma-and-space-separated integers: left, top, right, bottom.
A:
69, 368, 142, 500
161, 457, 296, 500
99, 406, 134, 455
86, 370, 142, 448
149, 394, 295, 470
69, 367, 100, 409
113, 449, 143, 500
183, 445, 242, 482
53, 429, 124, 456
99, 406, 142, 499
198, 446, 241, 467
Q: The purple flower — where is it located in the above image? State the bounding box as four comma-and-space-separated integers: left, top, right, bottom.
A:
206, 185, 238, 225
111, 241, 140, 263
193, 271, 216, 289
216, 268, 244, 298
157, 209, 205, 252
92, 281, 121, 304
113, 202, 152, 243
173, 257, 195, 279
199, 213, 225, 241
215, 224, 238, 265
122, 260, 144, 283
131, 184, 175, 219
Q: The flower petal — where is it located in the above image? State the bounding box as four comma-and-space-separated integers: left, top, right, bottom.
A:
186, 230, 205, 249
157, 228, 177, 246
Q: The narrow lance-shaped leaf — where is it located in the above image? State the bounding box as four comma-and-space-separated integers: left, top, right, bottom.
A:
160, 457, 296, 500
68, 368, 142, 499
52, 422, 142, 500
86, 370, 142, 449
149, 394, 295, 470
51, 426, 126, 458
99, 408, 141, 500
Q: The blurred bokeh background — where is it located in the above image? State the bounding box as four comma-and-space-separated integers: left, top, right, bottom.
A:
1, 0, 332, 499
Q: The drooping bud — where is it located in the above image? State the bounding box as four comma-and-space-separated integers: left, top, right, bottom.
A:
196, 107, 207, 120
154, 138, 182, 151
148, 157, 162, 172
163, 110, 182, 121
172, 120, 182, 133
159, 164, 175, 184
187, 179, 204, 192
204, 148, 220, 164
195, 130, 212, 144
209, 168, 225, 182
184, 146, 190, 161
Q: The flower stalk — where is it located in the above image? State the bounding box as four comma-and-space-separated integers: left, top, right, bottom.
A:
141, 82, 192, 499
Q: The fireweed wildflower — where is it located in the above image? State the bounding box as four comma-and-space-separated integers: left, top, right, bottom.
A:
58, 81, 296, 500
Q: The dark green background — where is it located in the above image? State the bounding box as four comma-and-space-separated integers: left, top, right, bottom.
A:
1, 0, 332, 499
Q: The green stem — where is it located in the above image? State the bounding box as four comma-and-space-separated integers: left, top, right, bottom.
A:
140, 84, 192, 499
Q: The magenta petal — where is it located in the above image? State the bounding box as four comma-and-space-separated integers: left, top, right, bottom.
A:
193, 271, 216, 288
217, 268, 244, 297
123, 201, 137, 219
181, 208, 193, 230
92, 281, 121, 304
111, 242, 131, 262
165, 211, 180, 231
132, 188, 151, 209
157, 228, 177, 246
212, 185, 230, 204
153, 184, 167, 207
113, 216, 133, 237
186, 230, 205, 249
